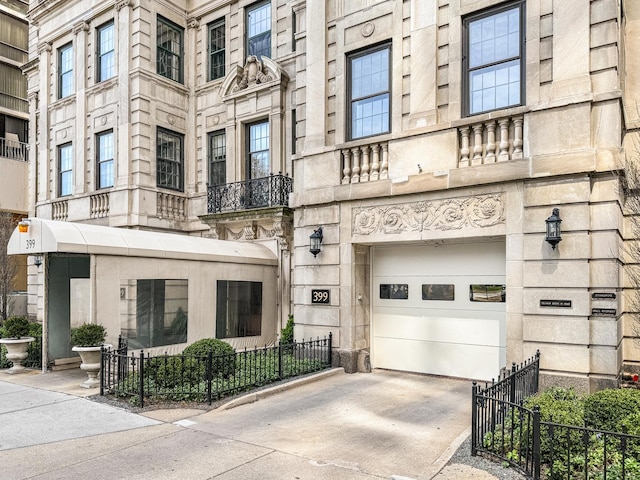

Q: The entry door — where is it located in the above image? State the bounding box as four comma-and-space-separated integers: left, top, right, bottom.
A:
372, 242, 506, 381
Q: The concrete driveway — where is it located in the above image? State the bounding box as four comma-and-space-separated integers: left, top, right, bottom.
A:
0, 368, 471, 480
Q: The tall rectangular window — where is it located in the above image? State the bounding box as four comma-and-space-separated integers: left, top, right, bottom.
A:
157, 128, 183, 191
157, 16, 183, 83
348, 44, 390, 140
208, 130, 226, 186
58, 143, 73, 196
247, 1, 271, 59
246, 120, 269, 179
58, 43, 73, 98
463, 1, 524, 116
97, 21, 115, 82
97, 130, 114, 189
208, 19, 225, 81
216, 280, 262, 339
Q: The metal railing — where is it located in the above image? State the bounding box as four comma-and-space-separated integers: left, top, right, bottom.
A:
472, 351, 640, 479
101, 334, 332, 407
207, 173, 292, 214
0, 136, 28, 161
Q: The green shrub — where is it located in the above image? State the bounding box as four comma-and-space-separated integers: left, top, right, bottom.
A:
525, 387, 584, 425
280, 315, 294, 345
183, 338, 235, 378
2, 316, 31, 339
28, 322, 42, 337
584, 388, 640, 432
71, 323, 106, 347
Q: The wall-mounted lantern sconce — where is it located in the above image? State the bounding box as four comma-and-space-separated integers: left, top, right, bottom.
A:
310, 227, 323, 257
545, 208, 562, 250
18, 219, 30, 233
33, 256, 42, 268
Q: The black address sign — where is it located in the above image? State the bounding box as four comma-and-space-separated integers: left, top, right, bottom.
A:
311, 289, 330, 304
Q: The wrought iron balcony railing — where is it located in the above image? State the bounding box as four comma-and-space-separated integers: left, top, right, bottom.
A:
207, 173, 292, 214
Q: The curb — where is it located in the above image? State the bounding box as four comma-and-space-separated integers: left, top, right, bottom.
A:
217, 367, 345, 411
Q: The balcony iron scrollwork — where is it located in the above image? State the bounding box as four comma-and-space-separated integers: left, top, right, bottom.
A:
207, 173, 292, 214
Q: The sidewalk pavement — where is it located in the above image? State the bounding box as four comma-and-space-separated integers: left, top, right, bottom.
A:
0, 367, 501, 479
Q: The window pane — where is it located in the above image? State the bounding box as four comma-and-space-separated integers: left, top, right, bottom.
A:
469, 59, 520, 114
98, 131, 114, 188
352, 93, 389, 138
157, 129, 183, 190
209, 20, 225, 80
98, 23, 115, 81
469, 284, 505, 302
422, 284, 455, 301
121, 279, 188, 349
59, 44, 73, 98
208, 131, 226, 185
216, 281, 262, 339
380, 284, 408, 300
59, 144, 73, 196
247, 2, 271, 58
157, 17, 183, 82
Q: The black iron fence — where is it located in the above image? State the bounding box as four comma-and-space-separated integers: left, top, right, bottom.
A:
101, 334, 332, 407
472, 351, 640, 479
207, 173, 292, 213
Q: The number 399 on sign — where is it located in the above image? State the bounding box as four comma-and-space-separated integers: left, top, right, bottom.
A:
311, 289, 330, 304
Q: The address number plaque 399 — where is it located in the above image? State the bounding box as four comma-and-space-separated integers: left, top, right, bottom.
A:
311, 289, 330, 304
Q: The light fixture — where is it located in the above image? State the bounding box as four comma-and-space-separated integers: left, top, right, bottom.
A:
18, 219, 30, 233
545, 208, 562, 250
33, 256, 42, 268
309, 227, 323, 257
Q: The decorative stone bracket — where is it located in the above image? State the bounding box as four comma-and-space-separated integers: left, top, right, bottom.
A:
219, 56, 289, 99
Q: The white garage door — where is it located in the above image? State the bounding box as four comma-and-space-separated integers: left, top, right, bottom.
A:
372, 241, 506, 381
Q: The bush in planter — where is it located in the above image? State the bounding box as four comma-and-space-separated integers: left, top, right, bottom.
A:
2, 316, 31, 339
71, 323, 106, 347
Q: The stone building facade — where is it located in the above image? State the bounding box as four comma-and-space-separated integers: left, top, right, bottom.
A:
23, 0, 640, 390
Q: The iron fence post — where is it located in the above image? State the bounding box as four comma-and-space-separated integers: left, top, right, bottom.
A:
328, 332, 333, 366
278, 342, 283, 380
139, 350, 145, 408
100, 345, 105, 396
207, 350, 212, 405
532, 405, 541, 480
471, 381, 478, 456
509, 362, 516, 405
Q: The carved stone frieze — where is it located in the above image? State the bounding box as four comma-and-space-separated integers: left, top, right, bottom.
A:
232, 56, 274, 92
352, 194, 505, 235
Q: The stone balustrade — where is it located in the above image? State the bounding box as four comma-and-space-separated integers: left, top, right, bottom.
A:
157, 191, 186, 220
90, 192, 110, 218
52, 200, 68, 221
458, 115, 524, 167
341, 141, 389, 184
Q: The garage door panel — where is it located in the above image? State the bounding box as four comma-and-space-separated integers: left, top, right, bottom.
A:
374, 313, 503, 346
372, 242, 506, 381
373, 336, 505, 380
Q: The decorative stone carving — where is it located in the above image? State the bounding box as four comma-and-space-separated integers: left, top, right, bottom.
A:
361, 22, 375, 37
352, 194, 505, 235
187, 18, 200, 29
37, 42, 52, 55
232, 56, 274, 92
73, 21, 90, 35
115, 0, 131, 11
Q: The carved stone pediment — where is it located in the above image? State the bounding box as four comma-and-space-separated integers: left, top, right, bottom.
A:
220, 56, 289, 99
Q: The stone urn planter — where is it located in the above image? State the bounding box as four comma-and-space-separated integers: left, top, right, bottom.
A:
0, 336, 35, 374
71, 323, 108, 389
1, 316, 35, 374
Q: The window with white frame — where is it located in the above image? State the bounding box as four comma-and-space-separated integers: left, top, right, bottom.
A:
157, 128, 183, 191
208, 19, 225, 81
97, 130, 114, 189
347, 44, 391, 140
463, 1, 524, 116
58, 143, 73, 196
58, 43, 73, 98
157, 16, 183, 83
246, 120, 269, 180
208, 130, 226, 186
247, 1, 271, 59
97, 21, 115, 82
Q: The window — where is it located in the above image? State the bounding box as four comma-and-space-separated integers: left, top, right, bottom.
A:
246, 120, 269, 179
208, 130, 226, 186
58, 143, 73, 196
469, 284, 505, 302
247, 1, 271, 59
97, 21, 115, 82
216, 280, 262, 339
157, 128, 183, 191
157, 16, 183, 83
348, 44, 390, 140
97, 130, 114, 189
463, 1, 524, 116
380, 284, 408, 300
208, 19, 225, 81
120, 279, 188, 349
58, 43, 73, 98
422, 284, 455, 301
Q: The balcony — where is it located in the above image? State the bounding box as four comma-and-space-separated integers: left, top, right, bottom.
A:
0, 135, 28, 162
207, 173, 292, 214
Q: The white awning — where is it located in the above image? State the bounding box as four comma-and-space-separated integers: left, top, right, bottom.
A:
8, 218, 277, 265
